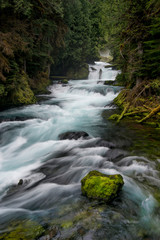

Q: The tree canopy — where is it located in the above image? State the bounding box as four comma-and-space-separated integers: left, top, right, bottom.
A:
0, 0, 160, 107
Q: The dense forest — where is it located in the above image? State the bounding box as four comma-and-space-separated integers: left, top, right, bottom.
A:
109, 0, 160, 124
0, 0, 160, 119
0, 0, 105, 107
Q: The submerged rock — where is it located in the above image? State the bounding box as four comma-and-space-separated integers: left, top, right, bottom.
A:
61, 79, 69, 84
104, 80, 117, 86
90, 67, 97, 71
81, 170, 124, 202
18, 179, 23, 185
59, 131, 89, 140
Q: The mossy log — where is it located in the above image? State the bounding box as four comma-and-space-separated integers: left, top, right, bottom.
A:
124, 109, 148, 116
117, 102, 130, 123
138, 105, 160, 123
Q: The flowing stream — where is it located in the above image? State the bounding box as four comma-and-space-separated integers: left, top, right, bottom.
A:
0, 62, 160, 239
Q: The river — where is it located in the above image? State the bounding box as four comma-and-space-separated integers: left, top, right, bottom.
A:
0, 62, 160, 239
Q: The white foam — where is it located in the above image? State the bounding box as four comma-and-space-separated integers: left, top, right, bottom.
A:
0, 161, 42, 193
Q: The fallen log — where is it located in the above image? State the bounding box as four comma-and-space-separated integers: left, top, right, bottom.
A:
124, 109, 148, 116
117, 102, 130, 123
138, 105, 160, 123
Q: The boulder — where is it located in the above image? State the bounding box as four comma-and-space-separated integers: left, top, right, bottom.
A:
59, 131, 89, 140
90, 67, 97, 71
18, 179, 23, 185
81, 170, 124, 202
104, 80, 115, 85
61, 79, 69, 84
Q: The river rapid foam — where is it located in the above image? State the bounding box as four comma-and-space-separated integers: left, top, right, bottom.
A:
0, 62, 160, 239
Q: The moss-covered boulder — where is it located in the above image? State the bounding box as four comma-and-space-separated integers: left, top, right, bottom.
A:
61, 79, 69, 84
29, 71, 51, 94
81, 170, 124, 202
0, 220, 45, 240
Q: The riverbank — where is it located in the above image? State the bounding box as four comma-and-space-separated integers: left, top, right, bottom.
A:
104, 78, 160, 129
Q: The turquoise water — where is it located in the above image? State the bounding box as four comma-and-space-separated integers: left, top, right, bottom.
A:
0, 62, 160, 239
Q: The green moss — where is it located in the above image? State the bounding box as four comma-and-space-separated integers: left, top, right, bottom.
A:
61, 79, 69, 84
153, 190, 160, 205
61, 221, 73, 229
81, 170, 124, 202
114, 90, 128, 108
115, 73, 126, 86
144, 122, 158, 127
0, 73, 37, 108
109, 114, 120, 120
29, 71, 51, 94
0, 220, 45, 240
0, 84, 7, 97
150, 79, 160, 95
9, 73, 36, 105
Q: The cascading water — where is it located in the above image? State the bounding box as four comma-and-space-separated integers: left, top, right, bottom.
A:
0, 62, 160, 239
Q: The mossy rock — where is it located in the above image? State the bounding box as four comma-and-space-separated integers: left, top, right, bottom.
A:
29, 71, 51, 94
81, 170, 124, 202
61, 221, 73, 229
9, 73, 36, 105
0, 220, 45, 240
61, 79, 69, 84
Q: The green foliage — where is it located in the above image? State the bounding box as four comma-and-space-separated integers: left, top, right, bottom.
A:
116, 73, 126, 86
0, 84, 6, 96
7, 72, 36, 105
0, 0, 66, 107
143, 16, 160, 78
1, 0, 159, 107
113, 0, 160, 86
53, 0, 97, 75
150, 79, 160, 95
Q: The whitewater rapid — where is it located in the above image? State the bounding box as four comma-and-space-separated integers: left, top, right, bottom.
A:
0, 62, 160, 239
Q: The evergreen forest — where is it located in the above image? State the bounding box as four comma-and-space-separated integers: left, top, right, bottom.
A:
0, 0, 160, 112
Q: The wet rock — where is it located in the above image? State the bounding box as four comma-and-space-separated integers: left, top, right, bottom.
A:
61, 79, 69, 84
39, 227, 59, 240
90, 67, 97, 71
81, 170, 124, 202
18, 179, 23, 185
99, 69, 102, 79
0, 220, 45, 240
77, 226, 86, 236
104, 65, 112, 68
59, 131, 89, 140
106, 149, 128, 162
97, 81, 104, 84
104, 80, 117, 86
96, 140, 116, 149
61, 221, 73, 229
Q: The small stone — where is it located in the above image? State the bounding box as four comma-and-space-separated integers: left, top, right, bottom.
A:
77, 226, 86, 236
59, 131, 89, 140
18, 179, 23, 185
